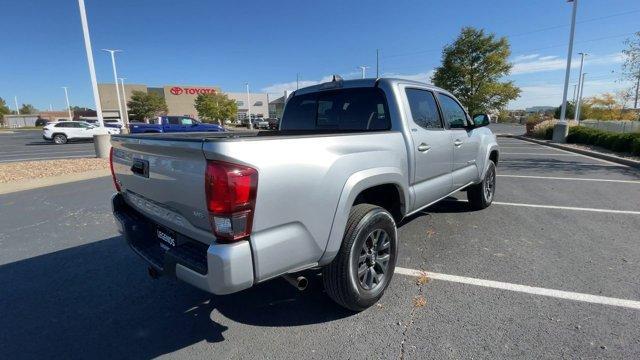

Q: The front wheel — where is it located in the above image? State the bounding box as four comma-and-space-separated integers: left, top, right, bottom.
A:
467, 160, 496, 210
323, 204, 397, 311
53, 134, 67, 144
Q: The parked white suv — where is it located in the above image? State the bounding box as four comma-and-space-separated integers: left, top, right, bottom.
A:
43, 121, 120, 144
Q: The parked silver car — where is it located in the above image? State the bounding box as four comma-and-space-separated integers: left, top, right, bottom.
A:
110, 78, 499, 311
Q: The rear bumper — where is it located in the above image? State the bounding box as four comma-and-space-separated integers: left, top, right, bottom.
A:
111, 193, 254, 295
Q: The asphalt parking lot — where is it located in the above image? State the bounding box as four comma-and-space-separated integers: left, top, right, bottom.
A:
0, 130, 96, 163
1, 136, 639, 359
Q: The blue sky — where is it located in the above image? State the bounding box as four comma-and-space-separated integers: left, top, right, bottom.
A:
0, 0, 638, 111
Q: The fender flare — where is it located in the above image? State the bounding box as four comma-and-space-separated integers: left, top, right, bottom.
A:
318, 167, 409, 265
480, 144, 500, 179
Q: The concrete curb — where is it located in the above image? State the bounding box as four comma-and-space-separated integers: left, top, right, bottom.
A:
0, 169, 111, 195
497, 134, 640, 169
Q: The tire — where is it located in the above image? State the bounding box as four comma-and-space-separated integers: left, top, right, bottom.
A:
323, 204, 398, 311
53, 134, 67, 144
467, 160, 496, 210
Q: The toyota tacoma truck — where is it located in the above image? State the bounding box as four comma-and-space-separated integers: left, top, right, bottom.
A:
110, 77, 499, 311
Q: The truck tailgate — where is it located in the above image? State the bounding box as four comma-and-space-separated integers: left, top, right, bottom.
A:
111, 136, 215, 244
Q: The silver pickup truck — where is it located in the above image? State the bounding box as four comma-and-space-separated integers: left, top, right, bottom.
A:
110, 77, 499, 311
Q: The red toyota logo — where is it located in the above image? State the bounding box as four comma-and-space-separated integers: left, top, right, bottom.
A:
170, 87, 183, 95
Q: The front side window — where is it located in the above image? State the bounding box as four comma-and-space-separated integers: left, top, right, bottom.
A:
180, 118, 194, 125
437, 94, 468, 129
281, 88, 390, 131
405, 89, 442, 129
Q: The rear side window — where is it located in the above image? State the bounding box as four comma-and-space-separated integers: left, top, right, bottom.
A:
405, 89, 442, 129
281, 88, 390, 131
167, 117, 180, 125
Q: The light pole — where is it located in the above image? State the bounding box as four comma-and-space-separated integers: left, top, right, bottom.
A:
62, 87, 73, 121
574, 52, 587, 122
245, 83, 252, 129
296, 73, 299, 90
376, 49, 379, 78
575, 73, 587, 123
103, 49, 124, 124
552, 0, 578, 143
14, 96, 19, 114
572, 84, 577, 104
118, 77, 130, 131
357, 66, 369, 79
77, 0, 104, 129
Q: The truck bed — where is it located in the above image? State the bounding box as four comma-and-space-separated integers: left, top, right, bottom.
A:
114, 129, 393, 142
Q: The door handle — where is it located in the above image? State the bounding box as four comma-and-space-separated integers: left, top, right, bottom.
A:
417, 143, 431, 152
453, 139, 463, 147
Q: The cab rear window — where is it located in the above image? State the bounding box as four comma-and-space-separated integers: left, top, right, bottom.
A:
281, 88, 390, 131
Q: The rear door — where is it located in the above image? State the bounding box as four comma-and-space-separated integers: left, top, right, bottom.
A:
402, 87, 453, 210
436, 93, 480, 189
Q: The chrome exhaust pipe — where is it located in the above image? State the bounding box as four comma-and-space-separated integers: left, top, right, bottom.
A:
282, 274, 308, 291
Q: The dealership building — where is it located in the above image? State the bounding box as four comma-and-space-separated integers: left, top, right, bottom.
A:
98, 83, 270, 122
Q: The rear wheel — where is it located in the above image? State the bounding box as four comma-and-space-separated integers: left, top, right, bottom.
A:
53, 134, 67, 144
323, 204, 397, 311
467, 160, 496, 210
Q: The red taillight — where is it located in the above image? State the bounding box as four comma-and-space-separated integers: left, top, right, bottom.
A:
205, 160, 258, 242
109, 147, 121, 192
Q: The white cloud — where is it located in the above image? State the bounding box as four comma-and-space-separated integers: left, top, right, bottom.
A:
512, 54, 540, 62
510, 53, 624, 75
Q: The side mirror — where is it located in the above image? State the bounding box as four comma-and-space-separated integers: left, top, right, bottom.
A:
472, 114, 491, 127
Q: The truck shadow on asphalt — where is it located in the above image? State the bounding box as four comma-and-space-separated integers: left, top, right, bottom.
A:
0, 236, 351, 359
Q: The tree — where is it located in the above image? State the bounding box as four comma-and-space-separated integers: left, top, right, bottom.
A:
127, 90, 168, 121
194, 92, 237, 124
432, 27, 520, 115
581, 93, 637, 120
19, 104, 37, 114
0, 97, 10, 117
554, 101, 580, 120
621, 31, 640, 108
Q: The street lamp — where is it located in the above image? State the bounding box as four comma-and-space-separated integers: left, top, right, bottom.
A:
118, 77, 130, 131
102, 49, 124, 125
14, 96, 19, 115
77, 0, 109, 159
575, 73, 587, 123
245, 82, 252, 130
552, 0, 578, 143
62, 87, 73, 121
574, 52, 587, 122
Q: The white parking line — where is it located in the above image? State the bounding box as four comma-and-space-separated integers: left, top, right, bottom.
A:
500, 160, 622, 168
497, 174, 640, 184
501, 152, 580, 156
513, 138, 630, 167
445, 199, 640, 215
493, 201, 640, 215
395, 267, 640, 310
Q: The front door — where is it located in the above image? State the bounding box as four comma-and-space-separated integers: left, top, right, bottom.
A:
403, 87, 454, 211
436, 93, 480, 189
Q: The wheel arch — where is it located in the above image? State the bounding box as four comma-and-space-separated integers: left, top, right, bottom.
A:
319, 167, 408, 266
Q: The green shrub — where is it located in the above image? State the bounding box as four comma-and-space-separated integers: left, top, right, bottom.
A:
567, 126, 640, 155
531, 125, 553, 140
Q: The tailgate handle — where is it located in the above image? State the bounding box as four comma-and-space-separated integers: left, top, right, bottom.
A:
131, 159, 149, 178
